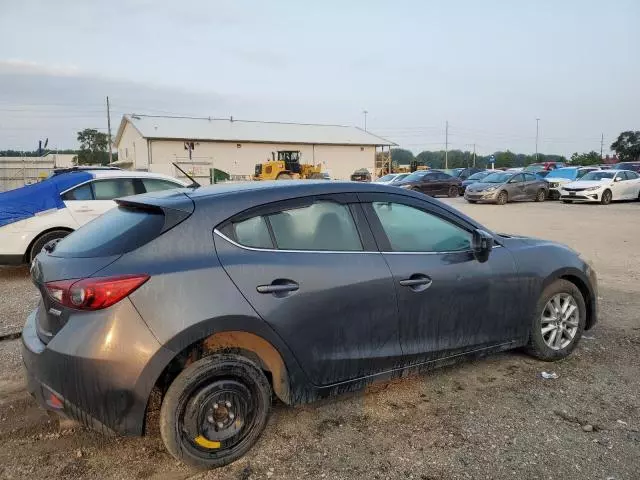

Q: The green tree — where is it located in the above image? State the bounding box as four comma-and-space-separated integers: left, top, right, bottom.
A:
494, 151, 516, 168
76, 128, 109, 165
570, 151, 601, 166
610, 131, 640, 162
389, 148, 415, 166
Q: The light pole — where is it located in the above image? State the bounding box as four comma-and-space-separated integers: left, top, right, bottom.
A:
535, 118, 540, 162
362, 110, 368, 131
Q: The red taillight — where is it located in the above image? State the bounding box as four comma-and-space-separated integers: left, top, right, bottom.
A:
45, 274, 149, 310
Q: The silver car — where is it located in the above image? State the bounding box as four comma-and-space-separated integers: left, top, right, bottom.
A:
464, 171, 549, 204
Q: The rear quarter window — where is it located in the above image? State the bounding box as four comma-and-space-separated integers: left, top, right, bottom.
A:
52, 206, 165, 257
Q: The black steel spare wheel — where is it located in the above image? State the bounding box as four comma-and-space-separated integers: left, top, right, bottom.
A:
160, 354, 271, 469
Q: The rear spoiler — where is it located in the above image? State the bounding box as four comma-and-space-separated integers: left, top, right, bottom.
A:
116, 191, 195, 233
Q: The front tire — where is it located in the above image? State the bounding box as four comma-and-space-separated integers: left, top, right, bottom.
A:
448, 185, 459, 198
160, 354, 272, 470
600, 189, 612, 205
562, 200, 573, 204
496, 191, 508, 205
276, 173, 293, 180
29, 230, 70, 263
467, 199, 477, 204
526, 280, 586, 361
535, 189, 546, 202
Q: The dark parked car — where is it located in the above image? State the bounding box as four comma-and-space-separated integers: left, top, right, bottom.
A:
350, 169, 371, 182
459, 170, 491, 194
456, 167, 486, 180
610, 162, 640, 173
464, 171, 549, 204
396, 170, 461, 197
23, 181, 597, 469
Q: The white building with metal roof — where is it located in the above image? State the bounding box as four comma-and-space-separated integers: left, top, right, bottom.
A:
113, 114, 394, 184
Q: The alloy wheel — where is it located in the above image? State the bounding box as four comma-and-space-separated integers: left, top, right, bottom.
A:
540, 293, 580, 350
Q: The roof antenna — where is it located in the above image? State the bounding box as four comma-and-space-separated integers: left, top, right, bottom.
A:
172, 162, 201, 188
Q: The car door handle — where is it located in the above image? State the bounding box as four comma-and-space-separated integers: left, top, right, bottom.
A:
256, 281, 299, 294
77, 207, 94, 212
399, 274, 432, 289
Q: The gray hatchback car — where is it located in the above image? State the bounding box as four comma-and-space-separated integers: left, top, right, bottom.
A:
23, 181, 597, 469
464, 171, 549, 204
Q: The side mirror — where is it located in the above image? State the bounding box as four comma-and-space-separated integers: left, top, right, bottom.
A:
614, 177, 622, 182
472, 229, 494, 263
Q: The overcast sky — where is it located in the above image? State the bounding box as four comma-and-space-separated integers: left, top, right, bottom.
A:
0, 0, 638, 156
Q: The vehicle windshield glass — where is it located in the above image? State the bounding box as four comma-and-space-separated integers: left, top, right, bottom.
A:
402, 171, 429, 182
581, 171, 614, 181
376, 174, 395, 182
547, 168, 577, 180
482, 172, 510, 183
441, 169, 462, 176
467, 172, 489, 181
391, 174, 409, 182
524, 165, 544, 172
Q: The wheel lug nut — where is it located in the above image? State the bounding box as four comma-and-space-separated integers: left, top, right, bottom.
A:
207, 415, 215, 423
213, 403, 218, 410
225, 401, 232, 408
217, 422, 224, 429
229, 412, 235, 420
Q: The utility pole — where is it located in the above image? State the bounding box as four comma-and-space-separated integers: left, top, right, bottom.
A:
388, 146, 393, 174
106, 96, 113, 164
473, 143, 476, 167
600, 133, 604, 159
362, 110, 368, 131
535, 118, 540, 162
445, 120, 449, 169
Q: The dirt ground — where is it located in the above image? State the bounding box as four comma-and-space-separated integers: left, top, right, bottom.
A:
1, 198, 639, 480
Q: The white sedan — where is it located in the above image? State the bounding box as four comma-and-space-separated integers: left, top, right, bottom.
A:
0, 168, 186, 265
559, 169, 640, 204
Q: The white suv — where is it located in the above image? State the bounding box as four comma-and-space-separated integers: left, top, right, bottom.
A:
0, 168, 186, 265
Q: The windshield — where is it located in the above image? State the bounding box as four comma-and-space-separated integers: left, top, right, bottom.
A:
581, 171, 615, 181
524, 164, 545, 172
390, 173, 409, 183
547, 168, 578, 180
376, 174, 396, 182
467, 171, 490, 181
482, 172, 511, 183
402, 171, 429, 182
441, 168, 462, 176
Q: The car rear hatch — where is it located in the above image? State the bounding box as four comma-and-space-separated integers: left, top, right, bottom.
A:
31, 189, 194, 344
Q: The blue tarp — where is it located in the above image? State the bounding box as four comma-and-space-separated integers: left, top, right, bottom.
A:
0, 171, 92, 227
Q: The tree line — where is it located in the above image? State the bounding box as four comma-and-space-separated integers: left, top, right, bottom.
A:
380, 130, 640, 169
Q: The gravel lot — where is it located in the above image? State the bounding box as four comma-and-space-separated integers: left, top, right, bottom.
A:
1, 198, 639, 480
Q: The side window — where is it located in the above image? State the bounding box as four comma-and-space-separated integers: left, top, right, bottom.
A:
627, 171, 639, 179
508, 174, 524, 183
232, 216, 274, 249
141, 178, 183, 193
61, 183, 94, 201
93, 179, 137, 200
524, 173, 537, 182
372, 202, 471, 253
617, 172, 628, 181
269, 201, 362, 251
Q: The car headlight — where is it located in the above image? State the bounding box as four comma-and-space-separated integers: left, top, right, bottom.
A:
400, 184, 412, 189
484, 186, 497, 192
585, 186, 601, 191
549, 182, 559, 188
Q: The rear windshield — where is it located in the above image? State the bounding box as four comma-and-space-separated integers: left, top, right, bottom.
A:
52, 206, 164, 257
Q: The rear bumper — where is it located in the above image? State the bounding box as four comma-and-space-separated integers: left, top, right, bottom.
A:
21, 300, 171, 436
